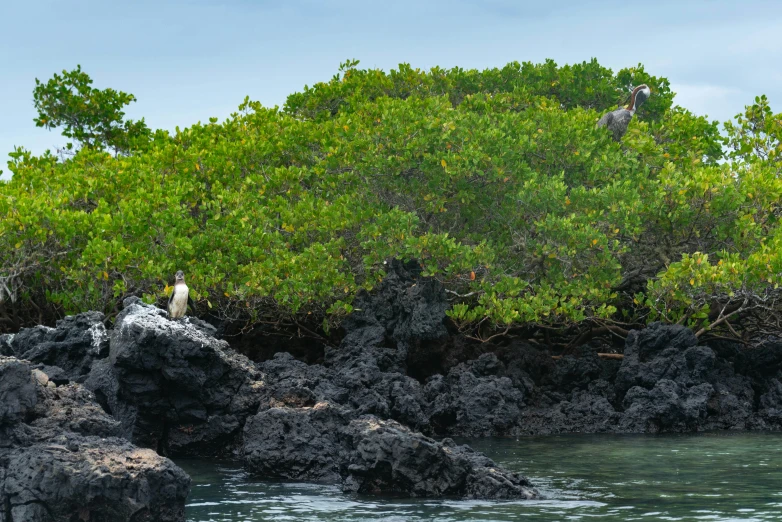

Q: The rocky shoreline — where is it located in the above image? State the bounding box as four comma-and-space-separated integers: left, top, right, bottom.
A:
1, 260, 781, 520
0, 356, 190, 521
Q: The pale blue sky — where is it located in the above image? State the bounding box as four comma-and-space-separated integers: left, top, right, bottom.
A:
2, 0, 780, 178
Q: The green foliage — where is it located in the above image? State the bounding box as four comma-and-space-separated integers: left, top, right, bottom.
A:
284, 59, 674, 123
2, 59, 780, 340
639, 98, 782, 333
32, 65, 151, 155
725, 94, 782, 164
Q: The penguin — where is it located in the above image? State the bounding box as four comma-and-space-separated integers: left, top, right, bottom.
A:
167, 270, 195, 319
597, 84, 651, 141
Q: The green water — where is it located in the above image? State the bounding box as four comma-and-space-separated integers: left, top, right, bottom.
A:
179, 432, 782, 521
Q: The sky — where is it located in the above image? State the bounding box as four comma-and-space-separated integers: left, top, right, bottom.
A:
1, 0, 781, 178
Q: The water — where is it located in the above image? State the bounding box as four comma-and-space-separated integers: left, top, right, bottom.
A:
179, 432, 782, 521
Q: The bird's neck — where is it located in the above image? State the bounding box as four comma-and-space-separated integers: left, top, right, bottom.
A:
626, 88, 640, 112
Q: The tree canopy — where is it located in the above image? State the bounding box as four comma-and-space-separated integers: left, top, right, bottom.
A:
31, 65, 151, 155
1, 59, 780, 346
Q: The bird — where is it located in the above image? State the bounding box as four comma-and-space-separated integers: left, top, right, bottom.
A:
167, 270, 195, 319
597, 84, 651, 141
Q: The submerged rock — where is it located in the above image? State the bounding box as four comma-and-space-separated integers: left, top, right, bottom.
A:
0, 356, 190, 522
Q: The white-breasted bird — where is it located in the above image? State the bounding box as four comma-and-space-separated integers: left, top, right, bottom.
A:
168, 270, 194, 319
597, 84, 651, 141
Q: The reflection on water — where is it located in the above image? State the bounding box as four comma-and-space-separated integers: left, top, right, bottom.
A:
179, 431, 782, 521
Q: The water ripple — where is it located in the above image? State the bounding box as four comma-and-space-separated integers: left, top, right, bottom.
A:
179, 431, 782, 522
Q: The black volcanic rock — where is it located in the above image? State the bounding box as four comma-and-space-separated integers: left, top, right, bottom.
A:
424, 354, 525, 436
342, 416, 535, 499
85, 297, 265, 456
238, 260, 539, 499
242, 261, 782, 497
618, 380, 715, 432
518, 388, 622, 435
340, 258, 449, 360
494, 323, 782, 435
6, 312, 109, 383
242, 402, 537, 499
8, 257, 782, 507
252, 261, 440, 434
243, 401, 353, 484
0, 356, 190, 522
0, 357, 38, 424
615, 323, 701, 394
252, 260, 520, 438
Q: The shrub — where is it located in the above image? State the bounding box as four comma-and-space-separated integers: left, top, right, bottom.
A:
1, 59, 779, 344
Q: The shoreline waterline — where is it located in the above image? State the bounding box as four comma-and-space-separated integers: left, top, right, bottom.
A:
179, 430, 782, 521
